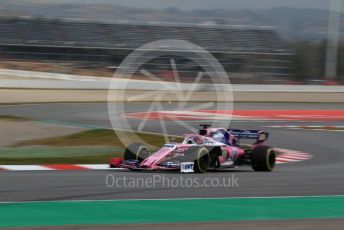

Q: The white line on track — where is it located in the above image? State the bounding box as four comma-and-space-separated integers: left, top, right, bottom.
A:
1, 194, 344, 204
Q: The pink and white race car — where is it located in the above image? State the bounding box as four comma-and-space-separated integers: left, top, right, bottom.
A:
109, 125, 276, 173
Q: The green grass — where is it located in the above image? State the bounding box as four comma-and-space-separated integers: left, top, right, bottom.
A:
13, 129, 181, 148
1, 129, 182, 164
0, 146, 122, 164
0, 115, 30, 121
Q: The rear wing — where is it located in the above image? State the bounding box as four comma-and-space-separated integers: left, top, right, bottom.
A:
228, 129, 269, 142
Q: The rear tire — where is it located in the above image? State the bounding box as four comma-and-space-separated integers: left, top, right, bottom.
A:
124, 143, 149, 163
251, 146, 276, 172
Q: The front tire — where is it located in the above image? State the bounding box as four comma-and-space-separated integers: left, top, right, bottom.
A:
124, 143, 149, 163
251, 146, 276, 172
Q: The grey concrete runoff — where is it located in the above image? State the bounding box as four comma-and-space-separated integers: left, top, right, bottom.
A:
2, 68, 344, 102
2, 89, 344, 103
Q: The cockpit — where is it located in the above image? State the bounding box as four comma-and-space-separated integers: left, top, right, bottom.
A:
208, 129, 231, 145
182, 135, 208, 145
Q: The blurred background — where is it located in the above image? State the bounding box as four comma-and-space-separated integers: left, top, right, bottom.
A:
1, 3, 344, 228
0, 0, 342, 84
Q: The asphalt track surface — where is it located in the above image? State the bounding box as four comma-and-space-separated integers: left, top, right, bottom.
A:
0, 102, 344, 202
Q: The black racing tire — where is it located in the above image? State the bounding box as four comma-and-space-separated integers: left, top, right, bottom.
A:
251, 146, 276, 172
183, 147, 210, 173
124, 143, 149, 163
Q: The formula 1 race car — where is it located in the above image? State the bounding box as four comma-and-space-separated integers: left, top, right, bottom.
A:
109, 125, 276, 173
